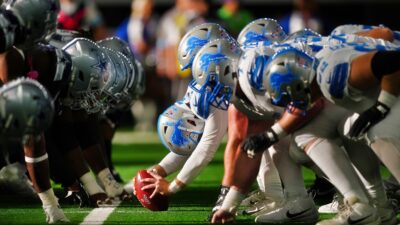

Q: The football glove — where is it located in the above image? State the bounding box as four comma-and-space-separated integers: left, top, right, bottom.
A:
348, 101, 390, 139
241, 129, 279, 158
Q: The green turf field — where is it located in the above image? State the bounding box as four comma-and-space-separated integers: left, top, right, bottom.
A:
0, 131, 392, 225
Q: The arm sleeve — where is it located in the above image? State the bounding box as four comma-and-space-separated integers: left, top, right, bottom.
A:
176, 109, 228, 184
158, 152, 189, 176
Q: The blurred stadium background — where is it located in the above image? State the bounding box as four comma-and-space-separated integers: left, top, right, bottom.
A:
99, 0, 400, 35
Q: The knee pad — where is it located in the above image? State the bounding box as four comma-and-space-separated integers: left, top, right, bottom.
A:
371, 51, 400, 80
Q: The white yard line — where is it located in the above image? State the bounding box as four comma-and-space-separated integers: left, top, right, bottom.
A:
80, 201, 121, 225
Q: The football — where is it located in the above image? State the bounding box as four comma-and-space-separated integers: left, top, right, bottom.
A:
133, 170, 169, 211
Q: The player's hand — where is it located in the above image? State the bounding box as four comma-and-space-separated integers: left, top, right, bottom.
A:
241, 129, 278, 158
348, 101, 390, 139
141, 172, 171, 198
211, 209, 235, 224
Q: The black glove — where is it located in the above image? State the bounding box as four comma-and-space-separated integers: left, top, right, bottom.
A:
241, 129, 279, 158
349, 101, 390, 139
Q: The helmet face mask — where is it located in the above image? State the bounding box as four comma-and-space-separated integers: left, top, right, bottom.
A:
191, 39, 241, 112
63, 38, 109, 113
158, 102, 205, 156
97, 37, 145, 107
189, 75, 232, 119
265, 47, 315, 110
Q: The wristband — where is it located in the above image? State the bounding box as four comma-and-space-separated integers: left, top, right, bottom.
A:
168, 180, 182, 194
220, 188, 245, 213
270, 123, 287, 140
378, 90, 397, 108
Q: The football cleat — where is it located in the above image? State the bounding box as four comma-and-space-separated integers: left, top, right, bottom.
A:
376, 201, 397, 225
43, 205, 69, 224
308, 176, 336, 205
316, 197, 380, 225
63, 181, 90, 208
240, 189, 266, 207
318, 193, 345, 214
255, 195, 319, 224
243, 197, 283, 216
89, 192, 113, 207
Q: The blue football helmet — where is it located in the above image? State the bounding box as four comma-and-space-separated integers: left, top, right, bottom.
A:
264, 47, 316, 110
237, 47, 276, 112
157, 101, 205, 156
191, 39, 242, 113
237, 18, 287, 49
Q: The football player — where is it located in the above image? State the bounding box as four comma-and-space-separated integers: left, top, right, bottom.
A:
141, 38, 240, 198
0, 0, 69, 223
212, 26, 400, 224
241, 33, 400, 225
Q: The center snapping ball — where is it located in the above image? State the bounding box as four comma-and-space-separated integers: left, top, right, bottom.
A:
134, 170, 169, 211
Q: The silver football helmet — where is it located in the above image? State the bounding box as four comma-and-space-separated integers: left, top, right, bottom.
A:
47, 29, 82, 49
237, 47, 276, 112
0, 78, 54, 142
133, 58, 145, 98
264, 47, 316, 110
237, 18, 287, 48
2, 0, 60, 49
99, 47, 130, 109
178, 23, 234, 70
284, 28, 322, 42
97, 37, 145, 106
157, 101, 205, 156
97, 37, 133, 62
62, 38, 110, 113
191, 39, 241, 112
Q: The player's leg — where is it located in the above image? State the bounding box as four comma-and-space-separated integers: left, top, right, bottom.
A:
52, 110, 110, 207
24, 135, 69, 224
254, 138, 319, 224
295, 103, 379, 225
75, 112, 129, 200
342, 137, 397, 225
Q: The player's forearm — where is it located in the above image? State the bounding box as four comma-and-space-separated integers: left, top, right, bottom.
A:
176, 110, 228, 186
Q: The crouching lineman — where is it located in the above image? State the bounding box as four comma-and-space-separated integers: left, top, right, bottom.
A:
140, 38, 241, 198
212, 26, 400, 224
233, 36, 400, 224
38, 35, 139, 205
0, 0, 70, 223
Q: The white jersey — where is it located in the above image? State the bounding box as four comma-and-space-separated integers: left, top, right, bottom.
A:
315, 34, 400, 113
160, 84, 228, 185
331, 24, 382, 36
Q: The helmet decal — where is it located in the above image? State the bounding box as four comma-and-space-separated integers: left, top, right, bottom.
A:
199, 52, 228, 73
249, 55, 269, 91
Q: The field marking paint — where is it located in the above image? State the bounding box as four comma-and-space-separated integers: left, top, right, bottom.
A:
80, 201, 121, 225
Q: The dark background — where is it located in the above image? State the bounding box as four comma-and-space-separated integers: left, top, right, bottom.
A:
96, 0, 400, 36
